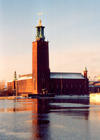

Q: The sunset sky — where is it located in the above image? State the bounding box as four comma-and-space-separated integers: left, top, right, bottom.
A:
0, 0, 100, 84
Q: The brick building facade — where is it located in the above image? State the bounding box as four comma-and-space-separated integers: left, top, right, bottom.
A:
7, 19, 89, 96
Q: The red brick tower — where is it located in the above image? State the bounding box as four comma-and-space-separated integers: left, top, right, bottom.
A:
32, 19, 50, 94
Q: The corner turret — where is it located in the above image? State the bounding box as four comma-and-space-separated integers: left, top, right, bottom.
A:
13, 71, 17, 81
84, 67, 88, 78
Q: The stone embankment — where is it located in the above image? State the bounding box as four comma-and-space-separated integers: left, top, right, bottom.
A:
0, 96, 15, 100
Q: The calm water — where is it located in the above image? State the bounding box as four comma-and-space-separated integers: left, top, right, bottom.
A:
0, 97, 100, 140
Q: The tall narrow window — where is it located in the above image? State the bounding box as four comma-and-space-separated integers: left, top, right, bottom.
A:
33, 77, 36, 90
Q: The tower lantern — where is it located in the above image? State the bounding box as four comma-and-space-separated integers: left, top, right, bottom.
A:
36, 13, 45, 41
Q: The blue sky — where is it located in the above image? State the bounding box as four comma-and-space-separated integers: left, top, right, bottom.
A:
0, 0, 100, 83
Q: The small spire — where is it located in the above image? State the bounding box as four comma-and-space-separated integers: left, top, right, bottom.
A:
37, 12, 43, 26
84, 67, 87, 72
39, 19, 42, 26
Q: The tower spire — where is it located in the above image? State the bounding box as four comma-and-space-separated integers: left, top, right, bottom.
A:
36, 12, 45, 41
37, 12, 43, 20
84, 67, 88, 78
37, 12, 43, 26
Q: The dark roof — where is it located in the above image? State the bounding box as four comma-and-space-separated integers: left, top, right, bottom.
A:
50, 72, 85, 79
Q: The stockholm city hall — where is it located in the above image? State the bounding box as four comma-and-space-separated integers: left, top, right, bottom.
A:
7, 18, 89, 97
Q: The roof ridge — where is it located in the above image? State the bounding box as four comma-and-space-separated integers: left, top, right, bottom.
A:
50, 72, 82, 74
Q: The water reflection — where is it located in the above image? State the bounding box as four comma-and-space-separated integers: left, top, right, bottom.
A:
48, 98, 90, 120
0, 97, 100, 140
31, 99, 51, 140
